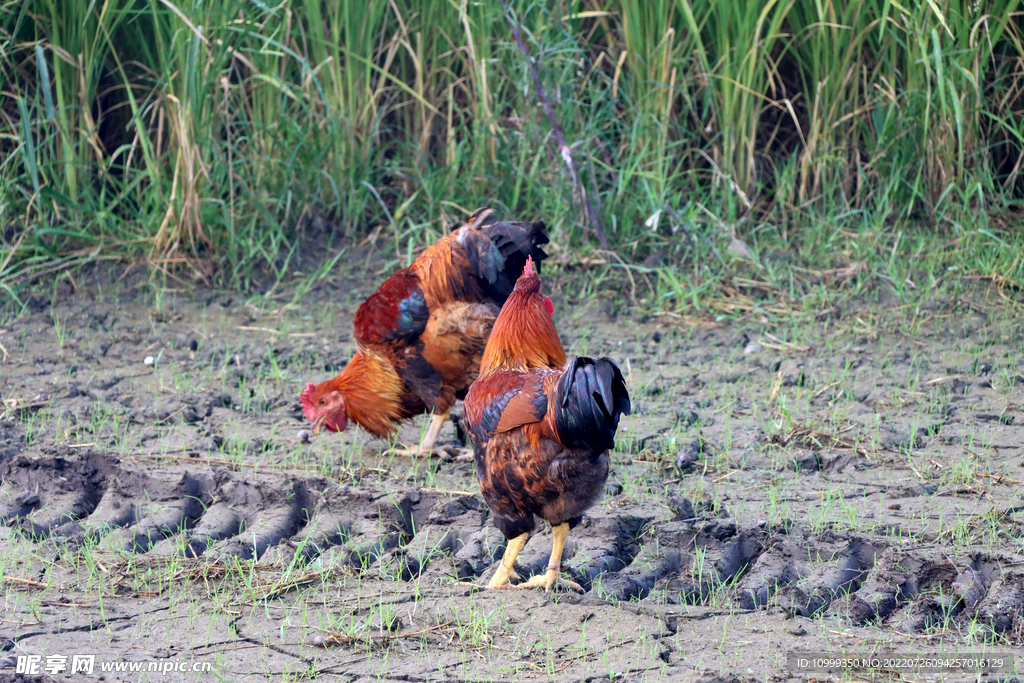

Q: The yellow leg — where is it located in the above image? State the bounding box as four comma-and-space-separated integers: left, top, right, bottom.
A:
392, 413, 474, 462
486, 532, 530, 590
516, 522, 583, 593
393, 413, 451, 458
417, 412, 449, 453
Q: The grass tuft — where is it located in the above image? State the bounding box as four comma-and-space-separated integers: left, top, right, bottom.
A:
0, 0, 1022, 302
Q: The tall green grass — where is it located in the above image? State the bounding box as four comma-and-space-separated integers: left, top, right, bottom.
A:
1, 0, 1022, 296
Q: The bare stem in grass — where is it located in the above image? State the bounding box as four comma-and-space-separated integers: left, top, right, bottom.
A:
497, 0, 608, 250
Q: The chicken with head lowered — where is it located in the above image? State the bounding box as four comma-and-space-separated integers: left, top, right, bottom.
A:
301, 208, 548, 459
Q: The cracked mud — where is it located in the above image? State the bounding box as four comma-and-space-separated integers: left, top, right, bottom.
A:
2, 268, 1024, 681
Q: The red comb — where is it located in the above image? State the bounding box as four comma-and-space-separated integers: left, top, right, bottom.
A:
524, 255, 536, 278
300, 382, 317, 422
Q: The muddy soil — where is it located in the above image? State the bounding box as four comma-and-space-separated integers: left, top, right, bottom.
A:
2, 265, 1024, 682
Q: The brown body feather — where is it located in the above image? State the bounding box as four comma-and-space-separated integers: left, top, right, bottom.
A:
464, 266, 630, 546
467, 368, 611, 540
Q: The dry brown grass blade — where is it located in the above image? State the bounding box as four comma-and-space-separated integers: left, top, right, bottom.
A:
761, 332, 810, 352
4, 575, 51, 588
250, 568, 336, 601
975, 471, 1024, 486
150, 95, 214, 282
0, 229, 26, 276
654, 310, 720, 328
791, 262, 867, 285
0, 398, 49, 420
767, 374, 783, 404
768, 423, 871, 458
313, 620, 454, 648
418, 486, 477, 497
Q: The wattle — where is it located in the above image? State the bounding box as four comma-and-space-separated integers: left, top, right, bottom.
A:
325, 412, 349, 432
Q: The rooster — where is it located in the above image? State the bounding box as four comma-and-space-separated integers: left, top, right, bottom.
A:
301, 208, 548, 458
463, 257, 631, 591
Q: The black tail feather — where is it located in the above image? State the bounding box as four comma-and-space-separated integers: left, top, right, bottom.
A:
555, 357, 631, 454
458, 208, 549, 303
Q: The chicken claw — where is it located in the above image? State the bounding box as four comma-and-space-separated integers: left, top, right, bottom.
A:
390, 445, 473, 462
464, 569, 580, 593
514, 522, 582, 592
389, 413, 473, 461
514, 570, 583, 593
390, 444, 438, 458
440, 447, 474, 464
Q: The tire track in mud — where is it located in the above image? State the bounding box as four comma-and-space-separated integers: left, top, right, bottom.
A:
3, 450, 1024, 642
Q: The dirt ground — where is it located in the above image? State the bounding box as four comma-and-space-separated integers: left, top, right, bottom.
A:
2, 263, 1024, 682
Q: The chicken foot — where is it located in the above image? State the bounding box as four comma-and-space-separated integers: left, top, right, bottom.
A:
474, 523, 581, 592
391, 413, 473, 462
484, 532, 530, 590
514, 523, 583, 593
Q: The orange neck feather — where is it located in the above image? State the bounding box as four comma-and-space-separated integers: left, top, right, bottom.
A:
325, 347, 405, 437
411, 232, 471, 308
480, 288, 565, 375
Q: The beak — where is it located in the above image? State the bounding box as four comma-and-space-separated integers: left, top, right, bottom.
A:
312, 414, 327, 435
